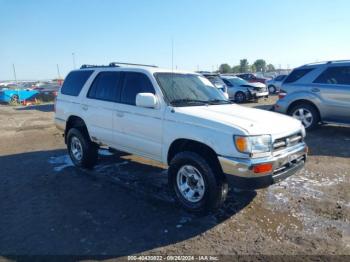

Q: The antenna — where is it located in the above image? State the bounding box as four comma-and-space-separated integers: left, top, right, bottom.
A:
72, 52, 76, 69
56, 64, 61, 79
171, 38, 174, 72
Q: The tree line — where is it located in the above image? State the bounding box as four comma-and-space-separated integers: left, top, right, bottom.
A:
219, 59, 276, 74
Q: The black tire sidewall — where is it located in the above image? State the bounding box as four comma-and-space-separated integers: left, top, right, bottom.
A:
169, 151, 226, 214
67, 128, 97, 168
268, 85, 276, 93
235, 91, 246, 103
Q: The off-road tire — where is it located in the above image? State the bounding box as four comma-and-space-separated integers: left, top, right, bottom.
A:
168, 151, 228, 214
67, 128, 98, 169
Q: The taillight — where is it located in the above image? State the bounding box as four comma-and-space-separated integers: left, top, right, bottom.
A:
278, 89, 287, 99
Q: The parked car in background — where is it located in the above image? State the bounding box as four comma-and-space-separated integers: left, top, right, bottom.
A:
199, 72, 228, 96
236, 73, 268, 84
221, 76, 269, 103
266, 74, 287, 93
274, 60, 350, 130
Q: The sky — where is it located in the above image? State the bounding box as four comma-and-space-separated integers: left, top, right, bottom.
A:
0, 0, 349, 80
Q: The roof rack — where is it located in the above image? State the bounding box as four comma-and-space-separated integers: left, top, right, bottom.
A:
109, 62, 158, 68
80, 64, 119, 69
302, 59, 350, 67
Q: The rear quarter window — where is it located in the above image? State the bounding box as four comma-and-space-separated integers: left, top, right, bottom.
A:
61, 70, 94, 96
284, 68, 314, 84
313, 66, 350, 85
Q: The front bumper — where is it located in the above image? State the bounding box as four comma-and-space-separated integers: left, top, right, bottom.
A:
255, 91, 269, 97
273, 99, 289, 113
248, 90, 269, 100
218, 142, 307, 189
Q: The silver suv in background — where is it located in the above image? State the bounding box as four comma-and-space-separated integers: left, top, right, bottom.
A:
274, 60, 350, 130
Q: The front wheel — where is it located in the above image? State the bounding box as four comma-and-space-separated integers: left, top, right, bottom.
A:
168, 152, 228, 214
268, 85, 276, 94
289, 103, 320, 130
235, 91, 246, 103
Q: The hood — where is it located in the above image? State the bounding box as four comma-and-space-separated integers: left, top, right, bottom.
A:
174, 104, 302, 137
242, 82, 266, 88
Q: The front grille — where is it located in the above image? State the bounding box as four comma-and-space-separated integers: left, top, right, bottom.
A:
273, 133, 303, 152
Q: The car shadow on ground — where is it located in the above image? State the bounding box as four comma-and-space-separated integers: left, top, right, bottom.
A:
305, 125, 350, 158
0, 149, 256, 258
15, 103, 54, 112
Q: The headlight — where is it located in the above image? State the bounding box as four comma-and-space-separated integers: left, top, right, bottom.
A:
234, 135, 272, 156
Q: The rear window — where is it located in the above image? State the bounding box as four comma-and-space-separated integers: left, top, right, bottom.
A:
313, 66, 350, 85
284, 68, 314, 83
61, 70, 93, 96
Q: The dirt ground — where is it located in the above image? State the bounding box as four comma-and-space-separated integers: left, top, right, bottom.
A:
0, 96, 349, 259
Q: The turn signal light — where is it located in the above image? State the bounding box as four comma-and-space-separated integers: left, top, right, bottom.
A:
253, 163, 273, 174
235, 137, 247, 153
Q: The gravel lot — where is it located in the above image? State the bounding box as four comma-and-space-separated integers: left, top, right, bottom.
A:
0, 96, 349, 259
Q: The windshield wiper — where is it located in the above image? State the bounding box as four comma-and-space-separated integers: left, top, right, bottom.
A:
170, 99, 209, 106
208, 99, 232, 105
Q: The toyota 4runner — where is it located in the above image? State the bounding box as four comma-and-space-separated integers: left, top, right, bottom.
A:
55, 62, 308, 213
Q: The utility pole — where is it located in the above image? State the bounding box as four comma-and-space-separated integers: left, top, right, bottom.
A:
12, 64, 17, 84
72, 52, 76, 69
56, 64, 61, 79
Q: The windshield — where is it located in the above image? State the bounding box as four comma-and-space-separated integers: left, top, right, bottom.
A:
226, 77, 249, 86
155, 73, 230, 107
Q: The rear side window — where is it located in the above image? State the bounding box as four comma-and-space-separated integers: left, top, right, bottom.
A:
61, 70, 93, 96
284, 68, 314, 83
120, 72, 155, 105
313, 66, 350, 85
87, 72, 121, 102
222, 78, 233, 87
275, 75, 286, 81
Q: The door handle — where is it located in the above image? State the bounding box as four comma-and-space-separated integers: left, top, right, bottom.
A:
311, 88, 320, 93
81, 104, 88, 111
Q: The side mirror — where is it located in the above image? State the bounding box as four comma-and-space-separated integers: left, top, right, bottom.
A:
136, 93, 157, 108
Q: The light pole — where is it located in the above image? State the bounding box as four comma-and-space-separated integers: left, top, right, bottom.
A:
12, 64, 17, 84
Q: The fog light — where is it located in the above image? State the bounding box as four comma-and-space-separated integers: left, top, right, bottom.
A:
253, 163, 273, 174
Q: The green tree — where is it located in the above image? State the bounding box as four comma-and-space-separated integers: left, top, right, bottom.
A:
239, 59, 249, 73
231, 65, 240, 73
267, 64, 276, 72
219, 64, 232, 74
253, 59, 267, 72
250, 64, 257, 73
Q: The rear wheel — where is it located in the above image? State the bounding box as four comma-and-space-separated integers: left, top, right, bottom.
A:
11, 94, 19, 104
289, 103, 320, 130
168, 151, 228, 214
235, 91, 246, 103
67, 128, 98, 169
268, 85, 276, 94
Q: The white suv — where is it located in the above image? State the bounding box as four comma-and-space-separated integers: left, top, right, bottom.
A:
55, 62, 308, 213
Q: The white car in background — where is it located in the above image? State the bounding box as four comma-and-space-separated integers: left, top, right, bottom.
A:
266, 74, 287, 93
220, 75, 269, 103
